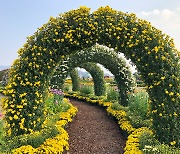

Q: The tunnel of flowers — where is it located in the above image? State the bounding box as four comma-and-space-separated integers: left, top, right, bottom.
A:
0, 6, 179, 153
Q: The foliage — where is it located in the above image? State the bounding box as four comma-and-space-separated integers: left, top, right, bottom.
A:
80, 63, 106, 96
111, 102, 129, 111
53, 62, 106, 96
12, 102, 77, 154
128, 91, 149, 118
4, 6, 180, 145
69, 68, 80, 91
0, 119, 5, 148
63, 84, 71, 92
106, 88, 119, 102
133, 72, 146, 87
52, 63, 106, 96
127, 114, 152, 128
79, 85, 93, 95
69, 63, 106, 96
0, 92, 70, 153
45, 90, 70, 115
126, 91, 151, 128
12, 128, 68, 154
88, 94, 105, 100
142, 144, 180, 154
1, 125, 59, 152
139, 131, 160, 150
124, 127, 153, 154
140, 132, 180, 154
50, 89, 64, 99
104, 77, 114, 84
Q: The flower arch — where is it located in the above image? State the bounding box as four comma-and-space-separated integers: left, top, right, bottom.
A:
79, 62, 106, 96
52, 63, 106, 96
51, 44, 135, 105
3, 6, 179, 145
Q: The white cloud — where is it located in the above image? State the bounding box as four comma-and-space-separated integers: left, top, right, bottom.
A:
140, 9, 175, 21
137, 8, 180, 51
176, 7, 180, 11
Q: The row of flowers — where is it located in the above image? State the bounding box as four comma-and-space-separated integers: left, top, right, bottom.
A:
12, 100, 78, 154
65, 92, 153, 154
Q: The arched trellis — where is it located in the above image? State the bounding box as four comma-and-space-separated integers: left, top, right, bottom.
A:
50, 68, 81, 91
53, 63, 106, 96
51, 44, 135, 105
3, 6, 179, 146
79, 62, 106, 96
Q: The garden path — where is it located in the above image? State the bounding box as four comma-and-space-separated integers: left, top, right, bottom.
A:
65, 99, 126, 154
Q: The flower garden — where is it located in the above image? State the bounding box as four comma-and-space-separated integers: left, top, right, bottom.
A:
0, 6, 179, 153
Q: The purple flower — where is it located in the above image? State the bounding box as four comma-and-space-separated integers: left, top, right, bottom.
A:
0, 113, 3, 119
50, 88, 64, 96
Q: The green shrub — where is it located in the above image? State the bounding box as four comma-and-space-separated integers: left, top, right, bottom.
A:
139, 129, 180, 153
111, 102, 121, 110
63, 84, 70, 92
68, 91, 79, 95
111, 102, 129, 111
0, 120, 5, 149
106, 88, 119, 102
126, 91, 152, 128
80, 85, 93, 95
0, 125, 59, 153
128, 91, 149, 119
139, 130, 159, 150
45, 92, 70, 114
88, 94, 105, 100
142, 144, 180, 154
127, 113, 152, 128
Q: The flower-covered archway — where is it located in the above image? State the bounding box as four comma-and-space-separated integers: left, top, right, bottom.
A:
3, 6, 179, 146
51, 44, 134, 105
52, 63, 106, 96
79, 62, 106, 96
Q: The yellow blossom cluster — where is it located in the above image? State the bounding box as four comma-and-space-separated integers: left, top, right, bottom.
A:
107, 107, 135, 134
12, 128, 69, 154
124, 127, 153, 154
12, 101, 78, 154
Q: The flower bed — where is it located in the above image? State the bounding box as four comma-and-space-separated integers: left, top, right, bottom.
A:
11, 100, 77, 154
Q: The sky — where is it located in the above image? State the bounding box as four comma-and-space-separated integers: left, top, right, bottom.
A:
0, 0, 180, 66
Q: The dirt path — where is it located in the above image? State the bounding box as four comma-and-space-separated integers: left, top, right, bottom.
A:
66, 99, 126, 154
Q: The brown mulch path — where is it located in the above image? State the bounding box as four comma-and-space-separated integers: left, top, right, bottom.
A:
65, 99, 126, 154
